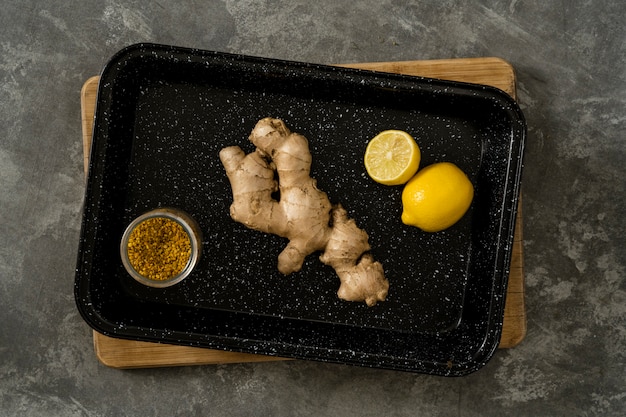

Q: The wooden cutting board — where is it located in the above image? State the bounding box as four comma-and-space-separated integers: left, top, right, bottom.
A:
81, 57, 526, 369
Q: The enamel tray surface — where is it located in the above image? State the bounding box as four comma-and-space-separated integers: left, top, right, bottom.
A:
75, 43, 525, 376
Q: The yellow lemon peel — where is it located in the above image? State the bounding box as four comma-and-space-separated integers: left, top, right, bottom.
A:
401, 162, 474, 232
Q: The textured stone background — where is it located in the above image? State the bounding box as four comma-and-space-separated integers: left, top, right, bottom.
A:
1, 0, 624, 416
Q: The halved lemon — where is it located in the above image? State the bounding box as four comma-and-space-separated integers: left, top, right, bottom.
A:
364, 130, 421, 185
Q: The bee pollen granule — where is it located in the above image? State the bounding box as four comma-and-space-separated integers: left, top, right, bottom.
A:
126, 217, 192, 281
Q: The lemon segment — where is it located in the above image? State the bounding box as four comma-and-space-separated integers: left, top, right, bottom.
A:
364, 130, 421, 185
401, 162, 474, 232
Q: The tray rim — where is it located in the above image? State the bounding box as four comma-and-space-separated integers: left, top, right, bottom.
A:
75, 43, 526, 376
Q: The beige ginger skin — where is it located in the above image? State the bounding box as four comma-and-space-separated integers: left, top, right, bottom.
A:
219, 117, 388, 306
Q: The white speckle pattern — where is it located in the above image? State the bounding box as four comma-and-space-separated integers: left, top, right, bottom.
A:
75, 44, 524, 376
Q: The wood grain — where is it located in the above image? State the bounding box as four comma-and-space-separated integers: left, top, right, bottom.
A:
81, 57, 525, 368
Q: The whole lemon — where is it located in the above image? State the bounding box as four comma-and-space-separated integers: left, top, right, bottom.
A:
401, 162, 474, 232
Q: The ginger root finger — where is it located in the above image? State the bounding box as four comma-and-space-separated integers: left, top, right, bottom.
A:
220, 117, 388, 306
319, 205, 388, 306
219, 146, 285, 234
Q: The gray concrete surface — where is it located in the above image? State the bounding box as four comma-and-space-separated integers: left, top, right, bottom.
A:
1, 0, 625, 415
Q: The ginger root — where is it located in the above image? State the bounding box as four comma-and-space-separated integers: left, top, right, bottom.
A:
219, 117, 388, 306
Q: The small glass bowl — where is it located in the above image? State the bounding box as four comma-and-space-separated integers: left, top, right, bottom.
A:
120, 208, 202, 288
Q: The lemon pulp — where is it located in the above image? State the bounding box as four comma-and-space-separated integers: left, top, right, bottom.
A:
364, 130, 421, 185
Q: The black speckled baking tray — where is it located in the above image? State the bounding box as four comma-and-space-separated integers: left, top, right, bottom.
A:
75, 43, 525, 376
